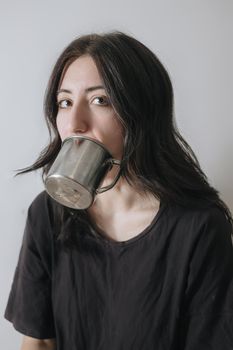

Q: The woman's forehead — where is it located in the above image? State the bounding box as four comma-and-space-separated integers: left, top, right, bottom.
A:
59, 55, 103, 90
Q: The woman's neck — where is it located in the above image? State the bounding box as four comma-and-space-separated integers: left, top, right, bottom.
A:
86, 176, 160, 242
88, 175, 160, 216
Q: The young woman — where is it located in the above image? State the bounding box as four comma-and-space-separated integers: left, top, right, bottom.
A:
4, 31, 233, 350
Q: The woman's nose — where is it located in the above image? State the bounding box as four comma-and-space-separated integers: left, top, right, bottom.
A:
67, 104, 89, 135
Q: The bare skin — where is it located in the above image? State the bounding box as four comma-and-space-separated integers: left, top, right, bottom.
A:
87, 169, 160, 242
20, 336, 56, 350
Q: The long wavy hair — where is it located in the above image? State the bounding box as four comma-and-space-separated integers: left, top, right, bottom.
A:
19, 31, 233, 247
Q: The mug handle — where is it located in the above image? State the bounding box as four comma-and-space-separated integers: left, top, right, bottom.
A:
96, 159, 121, 194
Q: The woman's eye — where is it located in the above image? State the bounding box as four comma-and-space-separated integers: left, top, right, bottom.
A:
57, 99, 72, 109
92, 96, 110, 106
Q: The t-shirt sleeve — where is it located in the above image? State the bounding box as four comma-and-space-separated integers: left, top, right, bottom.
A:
4, 192, 56, 339
179, 206, 233, 349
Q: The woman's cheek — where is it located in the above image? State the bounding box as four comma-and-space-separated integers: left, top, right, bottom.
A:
56, 115, 65, 138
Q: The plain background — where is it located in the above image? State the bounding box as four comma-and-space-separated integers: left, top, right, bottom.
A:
1, 0, 232, 348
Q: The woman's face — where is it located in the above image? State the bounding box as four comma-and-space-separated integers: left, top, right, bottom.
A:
56, 55, 124, 160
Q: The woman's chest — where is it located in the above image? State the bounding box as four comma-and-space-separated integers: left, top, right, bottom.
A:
51, 238, 185, 348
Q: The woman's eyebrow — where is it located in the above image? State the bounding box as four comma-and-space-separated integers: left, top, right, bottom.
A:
56, 88, 71, 95
56, 86, 105, 96
85, 85, 105, 93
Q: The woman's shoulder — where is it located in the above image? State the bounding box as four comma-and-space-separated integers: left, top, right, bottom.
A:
26, 190, 62, 235
167, 201, 232, 244
29, 190, 55, 211
168, 201, 230, 225
28, 190, 60, 219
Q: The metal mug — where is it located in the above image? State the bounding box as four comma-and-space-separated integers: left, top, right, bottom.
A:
44, 135, 122, 209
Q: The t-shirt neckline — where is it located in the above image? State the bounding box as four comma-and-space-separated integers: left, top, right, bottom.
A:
92, 201, 167, 247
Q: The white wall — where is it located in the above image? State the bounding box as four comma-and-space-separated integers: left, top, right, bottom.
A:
1, 0, 232, 348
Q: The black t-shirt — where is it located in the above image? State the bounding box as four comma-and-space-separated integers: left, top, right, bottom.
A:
4, 191, 233, 349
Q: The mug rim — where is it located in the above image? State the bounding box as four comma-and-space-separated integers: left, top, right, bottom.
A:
62, 135, 112, 157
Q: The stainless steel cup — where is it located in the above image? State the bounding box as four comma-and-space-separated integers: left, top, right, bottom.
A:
44, 135, 121, 209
